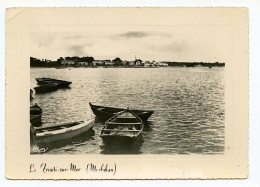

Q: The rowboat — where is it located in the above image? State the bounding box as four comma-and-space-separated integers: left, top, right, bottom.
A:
36, 78, 72, 87
34, 82, 59, 93
30, 89, 33, 100
30, 104, 43, 127
35, 120, 94, 144
30, 114, 42, 127
101, 109, 144, 144
30, 103, 42, 115
89, 103, 154, 122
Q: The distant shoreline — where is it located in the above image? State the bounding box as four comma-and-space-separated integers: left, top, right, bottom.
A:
30, 65, 224, 69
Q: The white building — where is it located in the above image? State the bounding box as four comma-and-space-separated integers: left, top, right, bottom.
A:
129, 61, 135, 66
135, 61, 141, 66
104, 60, 113, 66
61, 59, 75, 65
78, 61, 89, 66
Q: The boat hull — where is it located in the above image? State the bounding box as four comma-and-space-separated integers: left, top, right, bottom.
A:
30, 104, 42, 115
36, 78, 72, 88
101, 110, 144, 146
89, 103, 154, 122
36, 120, 94, 144
101, 134, 140, 145
34, 83, 59, 93
30, 114, 42, 127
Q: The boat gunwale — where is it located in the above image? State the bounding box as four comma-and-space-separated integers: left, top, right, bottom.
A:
89, 102, 154, 113
101, 109, 144, 138
36, 120, 94, 137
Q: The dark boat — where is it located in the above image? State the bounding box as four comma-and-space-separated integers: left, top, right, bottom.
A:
34, 83, 59, 93
30, 114, 42, 127
30, 103, 42, 115
89, 103, 154, 122
30, 104, 43, 127
101, 109, 143, 145
36, 78, 72, 87
35, 120, 94, 144
30, 89, 33, 100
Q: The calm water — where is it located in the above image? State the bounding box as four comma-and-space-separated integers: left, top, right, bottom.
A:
30, 67, 225, 155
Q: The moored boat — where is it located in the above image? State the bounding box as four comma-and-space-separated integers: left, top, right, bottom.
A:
34, 82, 59, 93
89, 103, 154, 122
36, 78, 72, 87
30, 89, 33, 100
35, 119, 94, 144
30, 114, 42, 127
30, 104, 43, 127
30, 103, 42, 115
101, 109, 144, 145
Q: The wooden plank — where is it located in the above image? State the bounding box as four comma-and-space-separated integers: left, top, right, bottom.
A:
106, 122, 141, 125
102, 129, 140, 132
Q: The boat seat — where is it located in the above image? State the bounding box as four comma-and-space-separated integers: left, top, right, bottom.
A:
106, 122, 141, 125
102, 129, 140, 132
116, 116, 136, 119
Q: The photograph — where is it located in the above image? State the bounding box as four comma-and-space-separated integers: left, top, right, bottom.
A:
29, 21, 226, 155
5, 7, 248, 179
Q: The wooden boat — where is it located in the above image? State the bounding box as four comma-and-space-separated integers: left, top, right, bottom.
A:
35, 119, 94, 144
30, 114, 42, 127
30, 89, 33, 100
34, 82, 59, 93
89, 103, 154, 122
101, 109, 144, 144
30, 103, 42, 115
36, 78, 72, 87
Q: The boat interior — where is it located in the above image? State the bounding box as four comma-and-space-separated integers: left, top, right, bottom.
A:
103, 112, 142, 135
36, 122, 81, 133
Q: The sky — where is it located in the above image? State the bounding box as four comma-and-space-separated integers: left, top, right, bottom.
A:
31, 24, 232, 62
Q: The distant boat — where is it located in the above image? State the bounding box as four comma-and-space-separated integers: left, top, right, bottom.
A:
35, 120, 94, 144
89, 103, 154, 122
34, 82, 60, 93
36, 78, 72, 87
101, 109, 143, 144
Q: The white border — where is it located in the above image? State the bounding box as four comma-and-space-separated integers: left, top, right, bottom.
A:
1, 0, 259, 186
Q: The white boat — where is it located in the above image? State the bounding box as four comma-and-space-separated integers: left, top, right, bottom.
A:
35, 119, 94, 144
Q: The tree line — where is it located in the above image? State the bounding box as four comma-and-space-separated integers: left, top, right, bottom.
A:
30, 56, 225, 67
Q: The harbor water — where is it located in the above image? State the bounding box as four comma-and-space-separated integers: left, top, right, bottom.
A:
30, 67, 225, 154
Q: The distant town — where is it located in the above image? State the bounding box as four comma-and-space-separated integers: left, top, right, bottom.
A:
30, 56, 225, 68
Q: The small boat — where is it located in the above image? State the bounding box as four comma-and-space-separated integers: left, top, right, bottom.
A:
89, 103, 154, 122
101, 109, 144, 144
34, 83, 59, 93
30, 104, 43, 127
30, 114, 42, 127
30, 103, 42, 115
35, 120, 94, 144
36, 78, 72, 87
30, 89, 33, 100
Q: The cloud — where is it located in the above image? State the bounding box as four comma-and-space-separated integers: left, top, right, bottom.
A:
119, 31, 149, 38
110, 31, 172, 41
68, 45, 86, 56
62, 35, 84, 40
148, 40, 187, 53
